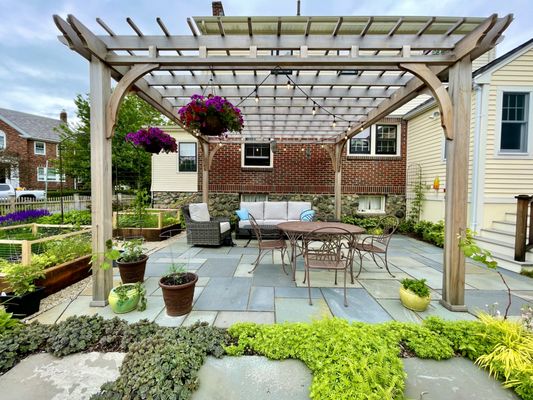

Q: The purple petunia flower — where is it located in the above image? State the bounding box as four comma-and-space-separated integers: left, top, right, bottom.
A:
0, 209, 51, 226
125, 127, 178, 154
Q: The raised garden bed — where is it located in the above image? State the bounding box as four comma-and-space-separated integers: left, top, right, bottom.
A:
113, 223, 182, 242
36, 255, 91, 296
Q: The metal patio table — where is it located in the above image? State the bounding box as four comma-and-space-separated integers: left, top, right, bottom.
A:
277, 221, 365, 281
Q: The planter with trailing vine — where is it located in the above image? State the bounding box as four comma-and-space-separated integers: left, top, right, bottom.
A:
399, 278, 431, 312
159, 271, 198, 316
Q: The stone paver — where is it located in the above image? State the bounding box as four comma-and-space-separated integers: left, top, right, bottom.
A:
192, 356, 311, 400
214, 311, 275, 328
182, 311, 218, 326
194, 277, 252, 311
359, 279, 402, 299
275, 297, 332, 323
377, 299, 422, 323
294, 270, 362, 288
0, 352, 124, 400
274, 286, 322, 299
417, 301, 477, 321
464, 290, 531, 316
248, 286, 275, 311
403, 357, 520, 400
197, 258, 239, 277
322, 288, 393, 323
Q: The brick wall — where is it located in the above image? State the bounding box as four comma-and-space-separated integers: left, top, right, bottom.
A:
0, 120, 71, 190
204, 121, 406, 196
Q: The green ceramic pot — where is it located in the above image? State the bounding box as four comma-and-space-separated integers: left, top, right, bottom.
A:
399, 286, 431, 312
108, 284, 140, 314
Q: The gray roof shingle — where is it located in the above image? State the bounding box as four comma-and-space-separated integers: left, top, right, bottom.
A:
0, 108, 63, 143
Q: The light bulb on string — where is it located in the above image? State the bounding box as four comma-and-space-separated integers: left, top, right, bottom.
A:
254, 86, 259, 103
312, 106, 316, 116
332, 118, 337, 128
287, 80, 291, 90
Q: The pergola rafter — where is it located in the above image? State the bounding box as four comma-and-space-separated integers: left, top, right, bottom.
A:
54, 13, 512, 312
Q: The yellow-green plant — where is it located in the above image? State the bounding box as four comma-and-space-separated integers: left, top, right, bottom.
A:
0, 259, 46, 296
475, 313, 533, 398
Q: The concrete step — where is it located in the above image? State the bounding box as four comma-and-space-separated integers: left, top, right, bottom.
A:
489, 251, 533, 274
474, 236, 533, 264
491, 220, 516, 234
479, 228, 515, 244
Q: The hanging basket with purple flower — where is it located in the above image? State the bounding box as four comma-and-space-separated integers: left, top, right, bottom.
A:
125, 127, 177, 154
178, 94, 244, 136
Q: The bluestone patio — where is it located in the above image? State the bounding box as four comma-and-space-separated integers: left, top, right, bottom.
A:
31, 233, 533, 326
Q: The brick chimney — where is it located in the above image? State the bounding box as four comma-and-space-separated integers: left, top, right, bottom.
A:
212, 1, 225, 16
59, 110, 67, 124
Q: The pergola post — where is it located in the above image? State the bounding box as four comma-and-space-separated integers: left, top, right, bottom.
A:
201, 140, 209, 203
441, 57, 472, 311
89, 56, 113, 306
334, 142, 344, 220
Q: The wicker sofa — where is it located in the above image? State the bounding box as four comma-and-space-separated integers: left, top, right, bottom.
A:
182, 203, 232, 246
236, 201, 312, 238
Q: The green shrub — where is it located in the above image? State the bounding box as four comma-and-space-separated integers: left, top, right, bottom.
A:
37, 210, 92, 226
341, 216, 381, 231
0, 259, 46, 296
399, 219, 445, 248
401, 278, 430, 298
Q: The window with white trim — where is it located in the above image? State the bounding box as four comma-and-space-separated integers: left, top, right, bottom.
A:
240, 193, 268, 202
37, 167, 65, 182
348, 124, 400, 156
34, 141, 46, 155
358, 195, 385, 213
0, 130, 5, 150
500, 92, 529, 152
178, 142, 197, 172
242, 143, 273, 167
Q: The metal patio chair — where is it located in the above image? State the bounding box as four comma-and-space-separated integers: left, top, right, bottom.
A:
353, 216, 399, 278
248, 214, 288, 274
302, 226, 357, 307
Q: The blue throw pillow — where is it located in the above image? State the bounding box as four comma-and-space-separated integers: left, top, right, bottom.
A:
300, 209, 315, 221
236, 208, 249, 220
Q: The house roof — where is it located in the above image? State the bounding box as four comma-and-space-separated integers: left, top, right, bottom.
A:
0, 108, 62, 143
403, 37, 533, 120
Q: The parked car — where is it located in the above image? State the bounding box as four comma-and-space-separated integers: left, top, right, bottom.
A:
0, 184, 46, 200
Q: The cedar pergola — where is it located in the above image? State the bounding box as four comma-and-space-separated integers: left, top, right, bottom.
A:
54, 13, 512, 311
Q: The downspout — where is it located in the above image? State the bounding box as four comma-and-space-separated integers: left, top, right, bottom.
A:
470, 83, 486, 231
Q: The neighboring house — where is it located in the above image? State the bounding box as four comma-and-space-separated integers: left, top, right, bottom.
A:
405, 38, 533, 271
151, 117, 407, 219
0, 108, 69, 190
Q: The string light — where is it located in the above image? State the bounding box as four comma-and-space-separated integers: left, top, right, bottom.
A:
332, 118, 337, 128
312, 106, 316, 116
287, 80, 291, 89
254, 86, 259, 103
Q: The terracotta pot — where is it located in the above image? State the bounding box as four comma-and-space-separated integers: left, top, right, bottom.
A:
116, 254, 148, 284
199, 115, 225, 136
108, 284, 140, 314
399, 286, 431, 312
159, 273, 198, 316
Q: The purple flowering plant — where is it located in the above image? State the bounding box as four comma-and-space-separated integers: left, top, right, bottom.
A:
125, 127, 177, 154
0, 209, 51, 226
178, 94, 244, 135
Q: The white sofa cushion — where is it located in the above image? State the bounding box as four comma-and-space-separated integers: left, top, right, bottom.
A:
287, 201, 312, 220
189, 203, 210, 222
241, 202, 264, 220
220, 221, 231, 233
264, 202, 288, 220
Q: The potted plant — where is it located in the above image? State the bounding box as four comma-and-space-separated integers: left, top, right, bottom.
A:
178, 94, 244, 136
125, 127, 177, 154
0, 260, 46, 318
116, 239, 148, 284
159, 264, 198, 316
399, 278, 431, 312
108, 282, 147, 314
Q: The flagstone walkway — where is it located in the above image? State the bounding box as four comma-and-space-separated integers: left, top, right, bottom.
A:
31, 233, 532, 326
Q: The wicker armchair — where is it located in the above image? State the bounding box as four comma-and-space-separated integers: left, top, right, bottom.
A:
182, 204, 232, 246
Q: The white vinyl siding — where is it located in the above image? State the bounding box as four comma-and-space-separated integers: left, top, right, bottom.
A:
151, 127, 198, 192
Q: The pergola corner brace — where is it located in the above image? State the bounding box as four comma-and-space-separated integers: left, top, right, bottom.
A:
400, 63, 454, 140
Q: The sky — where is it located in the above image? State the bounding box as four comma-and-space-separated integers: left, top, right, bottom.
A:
0, 0, 532, 122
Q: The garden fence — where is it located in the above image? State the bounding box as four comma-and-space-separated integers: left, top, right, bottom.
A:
0, 224, 92, 265
0, 193, 135, 215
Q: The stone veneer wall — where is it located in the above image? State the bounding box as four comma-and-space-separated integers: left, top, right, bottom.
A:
153, 191, 405, 221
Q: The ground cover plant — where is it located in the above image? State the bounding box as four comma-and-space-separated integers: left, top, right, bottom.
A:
36, 209, 92, 226
0, 315, 531, 399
